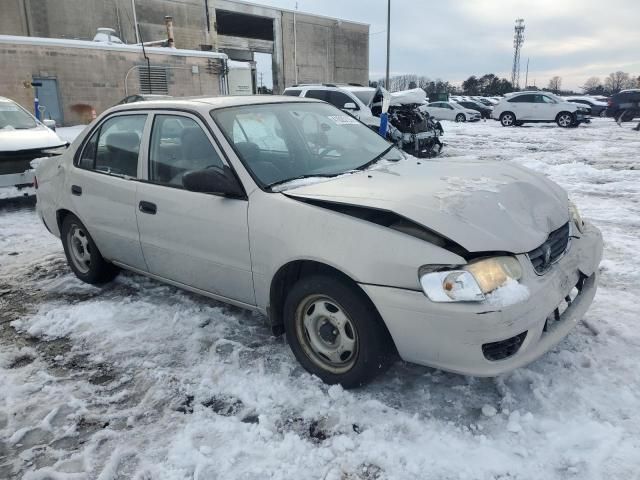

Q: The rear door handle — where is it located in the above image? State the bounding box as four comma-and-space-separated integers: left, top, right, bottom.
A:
71, 185, 82, 196
138, 201, 157, 215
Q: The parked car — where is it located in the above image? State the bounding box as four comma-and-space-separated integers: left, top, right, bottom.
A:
492, 92, 590, 127
564, 96, 608, 117
0, 96, 66, 188
605, 89, 640, 121
456, 100, 493, 119
283, 84, 380, 129
116, 94, 172, 105
422, 101, 481, 122
35, 96, 603, 387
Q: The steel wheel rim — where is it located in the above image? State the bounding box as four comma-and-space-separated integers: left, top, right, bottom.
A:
67, 224, 91, 274
295, 294, 359, 374
502, 114, 513, 126
559, 114, 572, 127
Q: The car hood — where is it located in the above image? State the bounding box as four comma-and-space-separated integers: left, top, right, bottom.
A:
284, 159, 569, 254
0, 124, 65, 152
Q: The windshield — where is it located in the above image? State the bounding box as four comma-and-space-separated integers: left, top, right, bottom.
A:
211, 102, 401, 189
0, 101, 37, 130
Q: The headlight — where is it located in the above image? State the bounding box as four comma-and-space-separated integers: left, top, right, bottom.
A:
420, 256, 522, 303
569, 200, 584, 233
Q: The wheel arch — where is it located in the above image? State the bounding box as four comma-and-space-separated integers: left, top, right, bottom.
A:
268, 260, 395, 351
56, 208, 76, 232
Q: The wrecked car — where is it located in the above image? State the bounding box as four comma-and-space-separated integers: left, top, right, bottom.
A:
0, 96, 66, 189
35, 96, 603, 387
283, 84, 444, 158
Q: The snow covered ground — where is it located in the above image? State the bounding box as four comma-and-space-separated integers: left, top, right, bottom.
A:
1, 119, 639, 479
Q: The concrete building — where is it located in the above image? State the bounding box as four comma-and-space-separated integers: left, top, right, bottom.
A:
0, 0, 370, 93
0, 35, 227, 126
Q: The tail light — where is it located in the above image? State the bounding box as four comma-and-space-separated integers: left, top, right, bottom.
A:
34, 176, 38, 189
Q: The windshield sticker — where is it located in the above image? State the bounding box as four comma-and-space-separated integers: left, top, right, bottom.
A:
327, 115, 359, 125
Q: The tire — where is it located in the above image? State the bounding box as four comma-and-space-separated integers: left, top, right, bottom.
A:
599, 110, 607, 118
283, 274, 394, 388
455, 113, 466, 123
556, 112, 575, 128
500, 112, 516, 127
61, 214, 118, 284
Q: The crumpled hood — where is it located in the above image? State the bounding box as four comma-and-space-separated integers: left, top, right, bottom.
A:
0, 125, 65, 152
284, 159, 569, 254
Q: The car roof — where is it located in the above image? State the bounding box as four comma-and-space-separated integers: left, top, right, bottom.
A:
110, 95, 321, 112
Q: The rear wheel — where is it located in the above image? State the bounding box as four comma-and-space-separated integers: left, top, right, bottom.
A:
283, 274, 394, 388
556, 112, 575, 128
455, 113, 466, 123
61, 214, 118, 284
500, 112, 516, 127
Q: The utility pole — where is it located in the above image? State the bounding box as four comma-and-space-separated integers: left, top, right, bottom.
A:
524, 57, 529, 89
294, 2, 298, 85
385, 0, 390, 89
511, 18, 525, 90
131, 0, 140, 44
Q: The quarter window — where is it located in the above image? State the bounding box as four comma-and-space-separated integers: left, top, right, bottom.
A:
78, 114, 146, 177
149, 114, 224, 187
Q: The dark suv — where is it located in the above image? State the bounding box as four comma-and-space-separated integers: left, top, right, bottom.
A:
606, 90, 640, 121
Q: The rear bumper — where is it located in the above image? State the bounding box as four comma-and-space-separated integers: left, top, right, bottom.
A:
362, 222, 603, 376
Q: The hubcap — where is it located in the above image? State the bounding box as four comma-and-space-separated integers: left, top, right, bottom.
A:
295, 295, 358, 374
559, 114, 572, 127
502, 115, 513, 126
67, 225, 91, 274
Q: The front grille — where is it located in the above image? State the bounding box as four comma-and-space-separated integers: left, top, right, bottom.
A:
527, 222, 570, 274
482, 331, 527, 361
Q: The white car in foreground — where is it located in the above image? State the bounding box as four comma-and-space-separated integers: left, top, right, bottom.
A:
35, 96, 602, 387
0, 96, 65, 188
421, 101, 481, 122
493, 92, 591, 127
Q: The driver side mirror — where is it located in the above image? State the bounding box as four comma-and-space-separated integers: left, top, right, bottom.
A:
342, 102, 357, 110
182, 166, 245, 198
43, 119, 56, 131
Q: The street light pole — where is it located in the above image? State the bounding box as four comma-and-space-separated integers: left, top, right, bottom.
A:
385, 0, 390, 89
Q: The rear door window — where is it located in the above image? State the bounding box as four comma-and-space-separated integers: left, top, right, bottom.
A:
78, 114, 147, 177
148, 114, 224, 187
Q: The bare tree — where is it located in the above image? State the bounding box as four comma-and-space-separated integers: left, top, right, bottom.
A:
581, 76, 603, 94
547, 76, 562, 93
605, 71, 630, 94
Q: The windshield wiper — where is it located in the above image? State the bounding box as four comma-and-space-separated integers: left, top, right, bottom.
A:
268, 173, 337, 191
356, 145, 398, 171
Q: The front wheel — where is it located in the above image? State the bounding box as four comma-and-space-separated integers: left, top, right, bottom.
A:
283, 275, 394, 388
500, 112, 516, 127
455, 113, 466, 123
556, 112, 575, 128
599, 110, 607, 118
61, 214, 118, 284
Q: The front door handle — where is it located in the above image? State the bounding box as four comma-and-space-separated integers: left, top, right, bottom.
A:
138, 201, 157, 215
71, 185, 82, 196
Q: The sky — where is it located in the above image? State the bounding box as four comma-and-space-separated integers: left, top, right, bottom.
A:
253, 0, 640, 91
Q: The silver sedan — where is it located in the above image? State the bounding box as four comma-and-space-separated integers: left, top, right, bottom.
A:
35, 96, 603, 387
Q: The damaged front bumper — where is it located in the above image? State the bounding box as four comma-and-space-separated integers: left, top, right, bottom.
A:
361, 221, 603, 376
